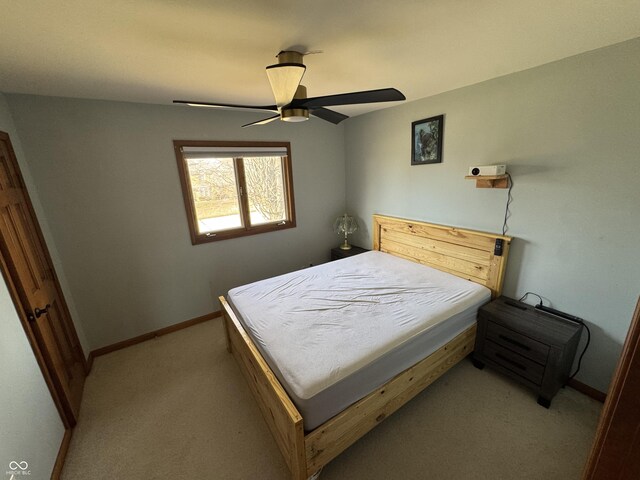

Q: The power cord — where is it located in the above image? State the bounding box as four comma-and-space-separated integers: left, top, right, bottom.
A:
569, 322, 590, 380
518, 291, 544, 306
502, 173, 513, 235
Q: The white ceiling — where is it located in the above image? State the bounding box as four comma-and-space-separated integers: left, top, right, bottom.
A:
1, 0, 639, 119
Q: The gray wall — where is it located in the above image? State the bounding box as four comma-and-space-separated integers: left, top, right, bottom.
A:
0, 93, 65, 480
6, 96, 346, 350
345, 38, 640, 392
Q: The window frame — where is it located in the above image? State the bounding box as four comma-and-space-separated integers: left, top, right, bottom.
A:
173, 140, 296, 245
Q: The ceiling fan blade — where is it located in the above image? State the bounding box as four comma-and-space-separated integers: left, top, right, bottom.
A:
241, 114, 281, 128
266, 63, 306, 108
310, 107, 349, 125
295, 88, 405, 108
173, 100, 277, 112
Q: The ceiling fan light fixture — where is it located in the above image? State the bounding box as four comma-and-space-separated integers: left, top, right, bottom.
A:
173, 49, 405, 127
266, 63, 306, 108
281, 108, 309, 122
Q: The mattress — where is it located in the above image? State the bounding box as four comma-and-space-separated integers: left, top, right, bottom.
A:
228, 250, 491, 430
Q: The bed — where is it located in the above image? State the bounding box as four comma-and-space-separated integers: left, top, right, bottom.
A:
219, 214, 511, 479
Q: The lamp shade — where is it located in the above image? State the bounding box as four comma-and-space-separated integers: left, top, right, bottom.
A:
334, 214, 358, 235
266, 63, 306, 108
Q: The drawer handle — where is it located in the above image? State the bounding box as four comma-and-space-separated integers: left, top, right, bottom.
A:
495, 352, 526, 371
498, 334, 531, 351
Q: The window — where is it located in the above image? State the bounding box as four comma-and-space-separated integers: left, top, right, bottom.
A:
173, 141, 296, 244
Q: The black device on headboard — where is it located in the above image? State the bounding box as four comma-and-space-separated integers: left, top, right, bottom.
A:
494, 238, 504, 256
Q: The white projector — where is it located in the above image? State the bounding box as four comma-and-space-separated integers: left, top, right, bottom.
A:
468, 165, 506, 176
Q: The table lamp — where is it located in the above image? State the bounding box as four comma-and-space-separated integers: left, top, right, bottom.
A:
334, 214, 358, 250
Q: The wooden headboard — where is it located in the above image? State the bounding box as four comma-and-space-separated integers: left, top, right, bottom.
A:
373, 215, 512, 298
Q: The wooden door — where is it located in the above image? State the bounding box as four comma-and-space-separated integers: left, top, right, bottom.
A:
0, 131, 87, 428
582, 296, 640, 479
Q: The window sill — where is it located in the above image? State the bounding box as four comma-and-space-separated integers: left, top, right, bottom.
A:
191, 220, 296, 244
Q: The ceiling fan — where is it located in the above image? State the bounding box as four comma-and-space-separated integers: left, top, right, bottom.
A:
173, 50, 406, 127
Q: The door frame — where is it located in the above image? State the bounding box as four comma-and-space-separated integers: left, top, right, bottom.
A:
0, 130, 88, 428
582, 296, 640, 479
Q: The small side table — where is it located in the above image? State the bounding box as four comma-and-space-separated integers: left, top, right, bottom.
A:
330, 245, 369, 261
473, 296, 583, 408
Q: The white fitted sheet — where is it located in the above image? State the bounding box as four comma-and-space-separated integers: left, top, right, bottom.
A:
228, 250, 490, 430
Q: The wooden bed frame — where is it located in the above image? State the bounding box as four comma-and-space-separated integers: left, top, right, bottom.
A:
219, 214, 511, 479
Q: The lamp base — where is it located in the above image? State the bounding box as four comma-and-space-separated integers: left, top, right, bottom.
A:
340, 240, 352, 250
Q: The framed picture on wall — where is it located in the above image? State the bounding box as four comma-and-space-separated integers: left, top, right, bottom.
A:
411, 114, 444, 165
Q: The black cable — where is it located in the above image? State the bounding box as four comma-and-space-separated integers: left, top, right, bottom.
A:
502, 173, 513, 235
569, 322, 591, 380
518, 291, 544, 306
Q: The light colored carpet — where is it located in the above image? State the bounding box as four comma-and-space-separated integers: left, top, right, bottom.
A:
61, 319, 601, 480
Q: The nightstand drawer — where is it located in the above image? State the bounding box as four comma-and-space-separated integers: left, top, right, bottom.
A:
484, 341, 545, 385
486, 321, 549, 365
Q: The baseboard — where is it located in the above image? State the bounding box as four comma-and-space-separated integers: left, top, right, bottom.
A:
51, 428, 72, 480
87, 351, 94, 373
89, 311, 220, 361
567, 378, 607, 403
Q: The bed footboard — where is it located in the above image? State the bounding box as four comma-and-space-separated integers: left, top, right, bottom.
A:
304, 324, 476, 472
219, 296, 307, 479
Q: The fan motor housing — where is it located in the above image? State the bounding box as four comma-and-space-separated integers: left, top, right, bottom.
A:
277, 50, 305, 64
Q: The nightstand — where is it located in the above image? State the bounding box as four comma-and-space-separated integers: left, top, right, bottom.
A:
473, 296, 583, 408
330, 245, 368, 261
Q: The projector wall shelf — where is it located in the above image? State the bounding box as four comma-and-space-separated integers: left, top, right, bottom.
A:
465, 174, 509, 189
